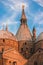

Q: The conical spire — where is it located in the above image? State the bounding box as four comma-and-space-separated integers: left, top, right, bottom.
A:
20, 4, 27, 25
6, 24, 8, 31
32, 26, 36, 40
16, 4, 32, 41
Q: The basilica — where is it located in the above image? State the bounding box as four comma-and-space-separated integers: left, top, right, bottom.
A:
0, 5, 43, 65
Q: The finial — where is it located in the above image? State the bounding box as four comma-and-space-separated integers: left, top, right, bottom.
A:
22, 4, 25, 9
6, 24, 8, 31
2, 24, 4, 30
33, 26, 36, 31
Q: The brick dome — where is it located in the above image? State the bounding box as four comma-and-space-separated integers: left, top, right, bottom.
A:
0, 30, 17, 41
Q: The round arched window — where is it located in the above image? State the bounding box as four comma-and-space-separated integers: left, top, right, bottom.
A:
21, 48, 23, 52
3, 39, 5, 42
25, 42, 27, 45
13, 61, 17, 65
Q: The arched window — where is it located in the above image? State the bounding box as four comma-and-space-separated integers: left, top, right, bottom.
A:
9, 61, 11, 63
26, 48, 28, 50
3, 39, 5, 42
13, 61, 17, 65
9, 61, 11, 65
34, 61, 38, 65
21, 48, 23, 52
25, 42, 27, 45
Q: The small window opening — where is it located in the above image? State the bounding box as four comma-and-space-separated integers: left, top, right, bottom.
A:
3, 39, 5, 42
13, 61, 17, 65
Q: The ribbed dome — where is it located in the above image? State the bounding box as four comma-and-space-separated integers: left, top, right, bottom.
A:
0, 30, 17, 41
36, 32, 43, 42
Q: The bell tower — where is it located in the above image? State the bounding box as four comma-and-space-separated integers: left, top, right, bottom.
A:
20, 4, 27, 25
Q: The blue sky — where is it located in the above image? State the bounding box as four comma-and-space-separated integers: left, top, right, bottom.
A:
0, 0, 43, 36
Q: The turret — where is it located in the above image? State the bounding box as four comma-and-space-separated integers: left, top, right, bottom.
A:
32, 27, 36, 41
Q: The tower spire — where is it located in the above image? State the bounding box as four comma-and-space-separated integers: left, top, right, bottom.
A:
20, 4, 27, 25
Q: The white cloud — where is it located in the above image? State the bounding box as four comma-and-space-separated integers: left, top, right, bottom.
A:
34, 11, 43, 25
1, 0, 28, 26
32, 11, 43, 36
0, 19, 20, 26
33, 0, 43, 7
0, 15, 20, 26
1, 20, 18, 26
1, 0, 28, 11
36, 27, 43, 36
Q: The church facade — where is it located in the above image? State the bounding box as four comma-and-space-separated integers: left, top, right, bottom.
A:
0, 5, 43, 65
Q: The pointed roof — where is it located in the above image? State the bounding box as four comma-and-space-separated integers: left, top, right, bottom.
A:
16, 5, 32, 41
16, 24, 32, 41
33, 26, 36, 32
